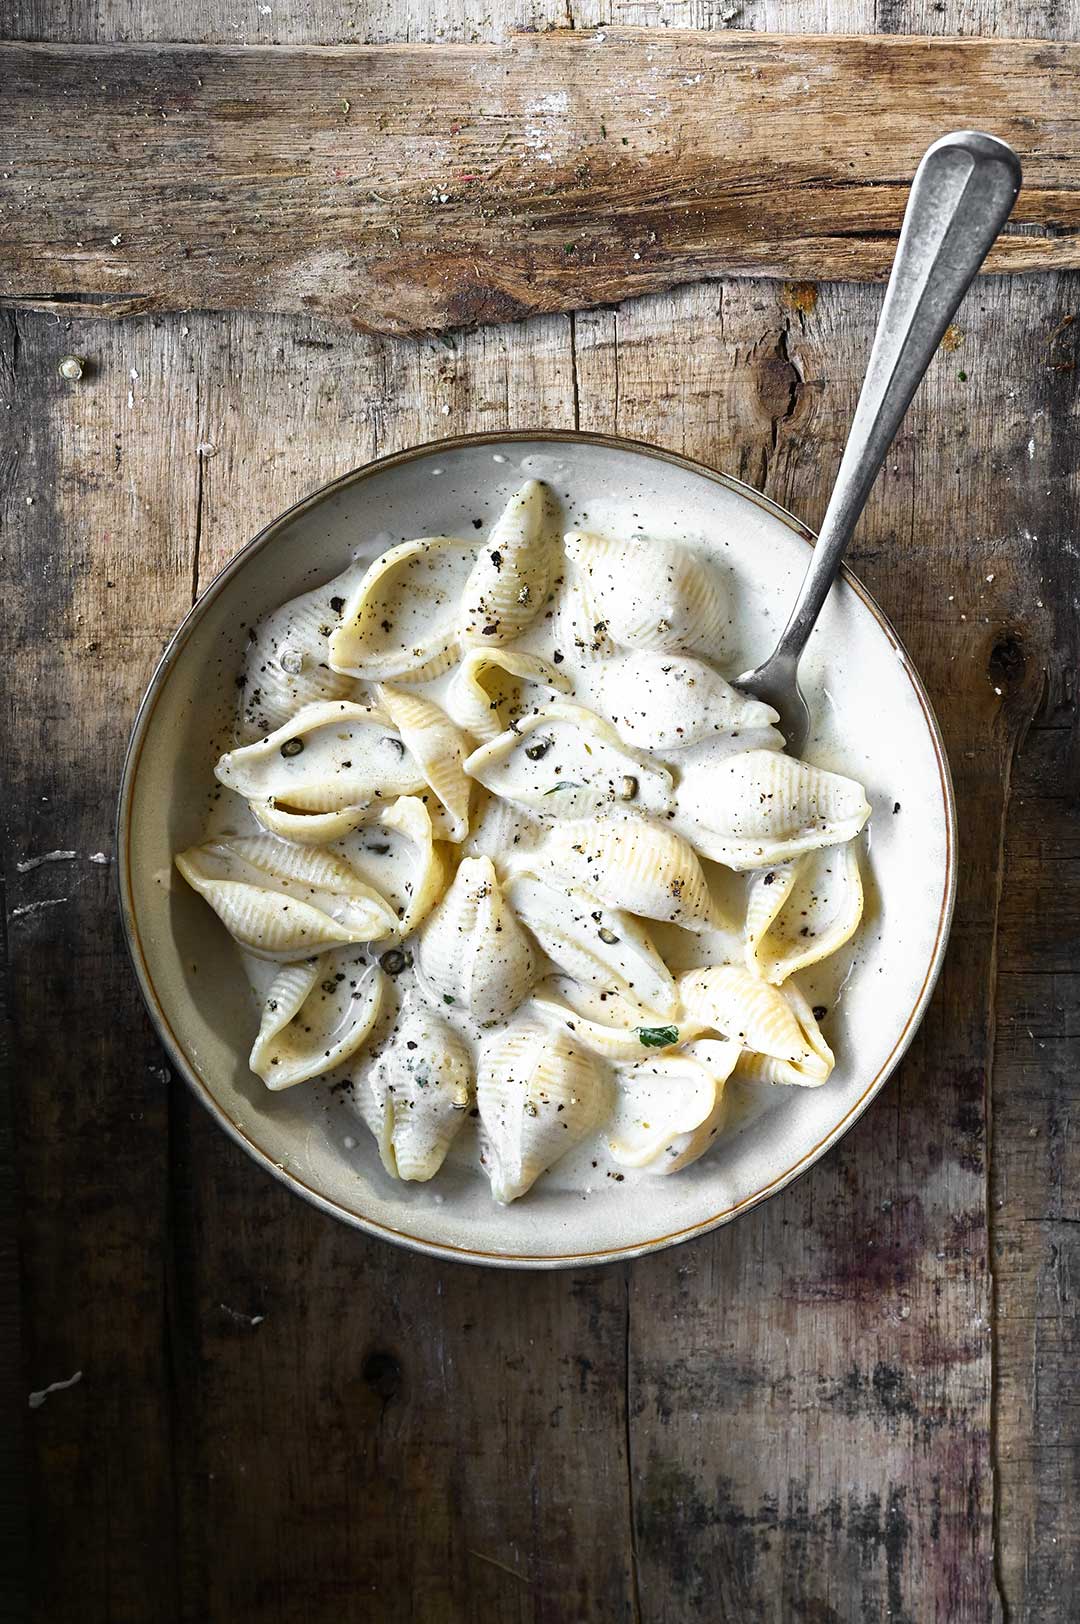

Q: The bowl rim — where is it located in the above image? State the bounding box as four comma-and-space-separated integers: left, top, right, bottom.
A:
117, 428, 958, 1269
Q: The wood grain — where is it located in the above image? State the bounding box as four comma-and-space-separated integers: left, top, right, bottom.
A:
4, 0, 1079, 1621
3, 31, 1080, 335
1, 310, 198, 1621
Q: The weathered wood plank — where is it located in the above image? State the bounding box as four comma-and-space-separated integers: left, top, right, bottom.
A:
1, 310, 194, 1622
573, 271, 1057, 1622
177, 311, 636, 1624
5, 1, 1078, 1621
5, 0, 1062, 51
2, 32, 1080, 334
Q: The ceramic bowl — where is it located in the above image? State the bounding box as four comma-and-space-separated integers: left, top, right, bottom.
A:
118, 432, 956, 1268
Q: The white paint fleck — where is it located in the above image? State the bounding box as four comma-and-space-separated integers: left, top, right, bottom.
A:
1027, 437, 1035, 460
220, 1304, 265, 1327
16, 850, 77, 873
29, 1370, 83, 1409
11, 898, 67, 920
89, 851, 111, 865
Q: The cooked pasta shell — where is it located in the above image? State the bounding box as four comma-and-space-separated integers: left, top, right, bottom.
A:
362, 998, 472, 1181
175, 835, 398, 960
671, 749, 871, 869
730, 980, 834, 1086
459, 480, 560, 647
249, 951, 384, 1088
337, 796, 450, 938
376, 685, 472, 842
250, 800, 379, 845
477, 1021, 610, 1203
215, 700, 425, 813
463, 787, 543, 864
506, 871, 677, 1019
599, 651, 779, 751
463, 702, 673, 821
527, 975, 699, 1061
555, 573, 616, 662
237, 560, 366, 741
417, 856, 536, 1024
679, 965, 833, 1085
564, 531, 727, 655
745, 843, 864, 984
445, 648, 573, 742
539, 812, 728, 934
329, 536, 477, 681
607, 1037, 741, 1173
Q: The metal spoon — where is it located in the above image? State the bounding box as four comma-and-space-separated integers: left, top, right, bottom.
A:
738, 131, 1022, 756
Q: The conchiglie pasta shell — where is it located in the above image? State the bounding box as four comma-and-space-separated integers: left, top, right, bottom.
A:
506, 871, 677, 1019
463, 702, 673, 821
607, 1037, 741, 1173
329, 536, 478, 681
175, 836, 398, 960
526, 976, 699, 1062
564, 531, 727, 655
733, 981, 835, 1087
237, 559, 365, 741
463, 787, 543, 864
377, 796, 451, 937
477, 1021, 610, 1203
671, 749, 871, 869
745, 843, 864, 984
540, 813, 728, 934
599, 650, 779, 751
215, 700, 425, 813
250, 799, 380, 844
377, 685, 472, 843
445, 648, 573, 741
459, 480, 560, 647
249, 953, 384, 1088
680, 966, 833, 1085
418, 856, 535, 1024
363, 1000, 472, 1181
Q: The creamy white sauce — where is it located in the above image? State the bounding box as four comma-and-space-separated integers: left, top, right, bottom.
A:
195, 465, 872, 1203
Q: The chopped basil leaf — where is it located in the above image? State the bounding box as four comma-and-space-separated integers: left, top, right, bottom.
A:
636, 1024, 679, 1048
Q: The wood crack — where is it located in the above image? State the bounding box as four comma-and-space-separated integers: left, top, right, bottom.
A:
624, 1266, 642, 1624
987, 670, 1048, 1624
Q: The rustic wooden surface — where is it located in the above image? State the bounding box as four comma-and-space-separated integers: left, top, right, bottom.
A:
2, 0, 1078, 1620
4, 32, 1080, 333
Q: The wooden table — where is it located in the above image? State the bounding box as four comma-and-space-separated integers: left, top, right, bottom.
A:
2, 0, 1077, 1619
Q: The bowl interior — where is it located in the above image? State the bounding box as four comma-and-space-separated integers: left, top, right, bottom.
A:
121, 434, 954, 1266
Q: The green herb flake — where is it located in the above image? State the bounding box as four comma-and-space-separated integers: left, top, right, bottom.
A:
636, 1024, 679, 1048
542, 780, 586, 795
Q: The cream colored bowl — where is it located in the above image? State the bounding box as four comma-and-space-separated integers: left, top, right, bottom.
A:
118, 432, 956, 1267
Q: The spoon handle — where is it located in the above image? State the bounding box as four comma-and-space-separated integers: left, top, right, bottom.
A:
769, 130, 1021, 671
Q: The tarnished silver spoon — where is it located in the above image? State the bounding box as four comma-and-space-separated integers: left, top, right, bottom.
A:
739, 130, 1022, 756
